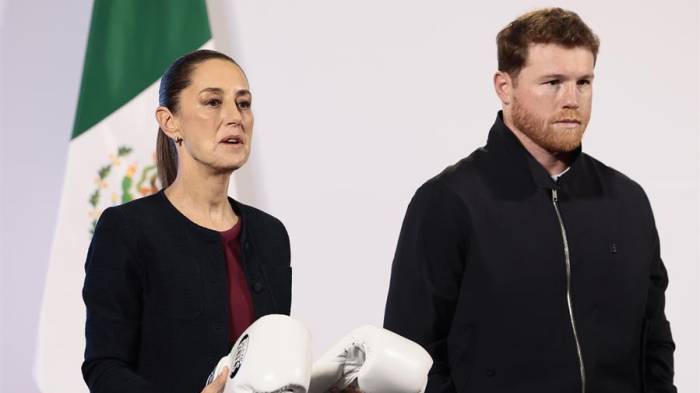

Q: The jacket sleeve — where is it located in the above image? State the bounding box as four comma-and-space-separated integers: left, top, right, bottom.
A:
82, 207, 158, 393
383, 180, 468, 393
643, 209, 677, 393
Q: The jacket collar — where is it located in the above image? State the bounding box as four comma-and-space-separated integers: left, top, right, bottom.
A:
482, 111, 602, 198
158, 190, 252, 243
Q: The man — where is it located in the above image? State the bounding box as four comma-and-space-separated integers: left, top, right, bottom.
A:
383, 8, 676, 393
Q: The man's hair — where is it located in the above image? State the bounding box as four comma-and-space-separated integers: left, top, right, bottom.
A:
497, 8, 600, 78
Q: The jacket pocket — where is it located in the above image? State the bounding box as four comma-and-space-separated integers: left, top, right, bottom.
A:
260, 265, 292, 314
449, 323, 479, 390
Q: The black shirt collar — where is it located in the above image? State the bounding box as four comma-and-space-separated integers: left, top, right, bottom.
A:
483, 111, 601, 198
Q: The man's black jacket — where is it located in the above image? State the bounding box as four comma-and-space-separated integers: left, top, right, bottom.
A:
82, 191, 292, 393
384, 113, 676, 393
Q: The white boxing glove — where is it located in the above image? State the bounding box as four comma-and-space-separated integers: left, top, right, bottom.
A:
207, 314, 312, 393
308, 326, 433, 393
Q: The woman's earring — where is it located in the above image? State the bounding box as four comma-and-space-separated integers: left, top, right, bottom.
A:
175, 137, 183, 146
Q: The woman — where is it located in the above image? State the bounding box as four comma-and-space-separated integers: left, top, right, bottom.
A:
82, 50, 292, 393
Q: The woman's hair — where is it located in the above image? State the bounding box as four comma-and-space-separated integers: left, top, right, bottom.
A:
156, 49, 242, 188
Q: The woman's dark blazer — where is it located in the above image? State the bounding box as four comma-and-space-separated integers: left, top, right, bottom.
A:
81, 190, 292, 393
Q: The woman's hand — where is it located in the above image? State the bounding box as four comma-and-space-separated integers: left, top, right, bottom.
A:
329, 388, 364, 393
200, 367, 363, 393
201, 366, 228, 393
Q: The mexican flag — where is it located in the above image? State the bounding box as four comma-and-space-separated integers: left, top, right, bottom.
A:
36, 1, 214, 391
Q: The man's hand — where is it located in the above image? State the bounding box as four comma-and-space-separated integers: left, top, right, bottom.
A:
201, 366, 228, 393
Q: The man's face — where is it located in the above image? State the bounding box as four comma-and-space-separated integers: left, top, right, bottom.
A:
510, 44, 595, 153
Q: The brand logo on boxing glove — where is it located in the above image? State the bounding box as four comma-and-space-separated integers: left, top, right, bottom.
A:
230, 334, 249, 380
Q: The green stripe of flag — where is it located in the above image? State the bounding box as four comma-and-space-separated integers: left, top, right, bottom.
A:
72, 0, 211, 139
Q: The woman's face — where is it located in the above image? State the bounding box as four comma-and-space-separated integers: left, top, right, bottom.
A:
175, 59, 253, 173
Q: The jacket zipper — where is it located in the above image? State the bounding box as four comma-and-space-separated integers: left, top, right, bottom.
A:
551, 189, 586, 393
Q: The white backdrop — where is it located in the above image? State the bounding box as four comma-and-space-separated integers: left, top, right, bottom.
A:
1, 1, 698, 392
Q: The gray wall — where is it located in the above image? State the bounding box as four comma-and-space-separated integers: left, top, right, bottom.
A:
1, 1, 91, 392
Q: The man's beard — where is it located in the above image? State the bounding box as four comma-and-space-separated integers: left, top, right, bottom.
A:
511, 97, 588, 153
